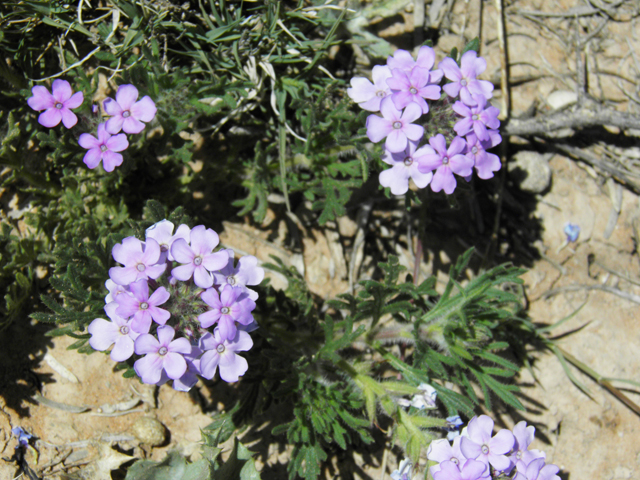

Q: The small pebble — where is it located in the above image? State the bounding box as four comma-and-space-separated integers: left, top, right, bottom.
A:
131, 417, 166, 446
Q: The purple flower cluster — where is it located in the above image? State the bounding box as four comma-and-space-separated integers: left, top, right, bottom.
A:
27, 81, 156, 172
88, 220, 264, 391
347, 47, 502, 195
427, 415, 559, 480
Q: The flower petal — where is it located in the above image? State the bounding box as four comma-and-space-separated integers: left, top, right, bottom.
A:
131, 96, 157, 122
28, 86, 54, 111
163, 352, 187, 379
115, 84, 139, 109
38, 109, 61, 128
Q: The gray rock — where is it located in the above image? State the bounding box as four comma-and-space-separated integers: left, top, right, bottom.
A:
508, 151, 552, 193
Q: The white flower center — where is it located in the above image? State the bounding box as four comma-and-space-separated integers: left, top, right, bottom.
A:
220, 307, 230, 315
472, 114, 479, 121
392, 121, 402, 129
140, 302, 149, 310
481, 444, 489, 455
472, 146, 478, 154
376, 90, 386, 98
409, 87, 417, 94
123, 110, 131, 118
136, 263, 146, 272
194, 256, 203, 266
442, 156, 449, 165
216, 344, 225, 353
100, 145, 108, 152
160, 244, 168, 252
158, 346, 168, 356
120, 325, 129, 335
460, 79, 468, 87
403, 157, 413, 166
227, 276, 236, 285
516, 451, 523, 459
55, 102, 63, 109
451, 457, 459, 465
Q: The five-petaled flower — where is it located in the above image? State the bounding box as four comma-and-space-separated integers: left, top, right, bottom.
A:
171, 225, 229, 288
78, 123, 129, 172
198, 328, 253, 383
115, 279, 171, 334
366, 97, 424, 153
88, 302, 140, 362
27, 79, 84, 128
103, 84, 157, 134
134, 325, 191, 384
109, 237, 167, 286
199, 285, 256, 341
416, 134, 474, 194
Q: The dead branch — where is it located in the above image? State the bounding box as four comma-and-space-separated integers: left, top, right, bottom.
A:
503, 102, 640, 137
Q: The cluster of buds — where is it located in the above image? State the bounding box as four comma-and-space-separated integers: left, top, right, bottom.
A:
348, 46, 502, 195
88, 220, 263, 391
27, 80, 156, 172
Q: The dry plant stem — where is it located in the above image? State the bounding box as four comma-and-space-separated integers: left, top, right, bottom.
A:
495, 0, 510, 119
588, 255, 640, 288
542, 283, 640, 304
551, 343, 640, 417
552, 143, 640, 194
503, 103, 640, 136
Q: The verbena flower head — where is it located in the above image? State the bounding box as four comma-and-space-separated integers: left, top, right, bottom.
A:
90, 220, 259, 391
349, 44, 501, 195
27, 79, 84, 128
103, 84, 157, 134
78, 123, 129, 172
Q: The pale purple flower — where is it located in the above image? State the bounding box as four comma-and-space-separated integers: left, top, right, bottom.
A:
564, 223, 580, 242
409, 383, 437, 409
439, 51, 494, 106
105, 279, 129, 304
145, 220, 191, 263
510, 421, 546, 468
366, 97, 424, 153
464, 131, 502, 180
103, 84, 157, 134
12, 427, 32, 448
347, 65, 393, 112
27, 79, 84, 128
134, 325, 191, 384
212, 251, 264, 301
198, 328, 253, 382
434, 459, 487, 480
452, 98, 500, 141
416, 134, 474, 194
446, 415, 465, 441
88, 302, 140, 362
198, 285, 256, 341
428, 436, 468, 477
78, 123, 129, 172
379, 141, 433, 195
390, 457, 413, 480
386, 67, 441, 114
115, 279, 171, 334
171, 225, 228, 288
460, 415, 515, 471
514, 459, 560, 480
109, 237, 166, 286
387, 46, 443, 83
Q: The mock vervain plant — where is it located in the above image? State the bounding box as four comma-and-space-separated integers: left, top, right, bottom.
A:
1, 1, 568, 479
